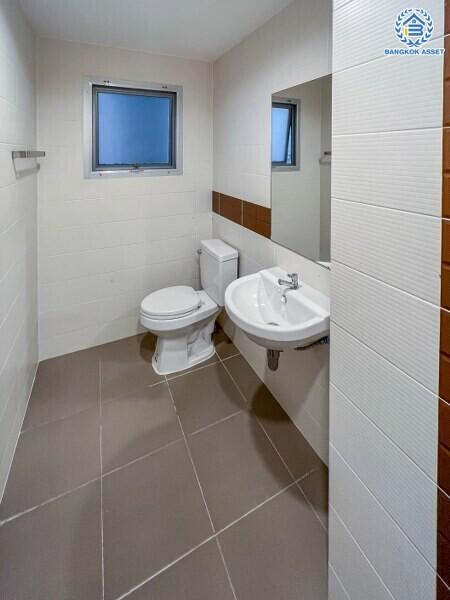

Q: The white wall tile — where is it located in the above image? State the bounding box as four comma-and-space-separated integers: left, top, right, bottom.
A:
330, 448, 437, 600
332, 198, 441, 303
331, 324, 438, 479
0, 0, 37, 501
333, 0, 444, 72
330, 387, 437, 564
333, 44, 443, 135
331, 262, 440, 392
328, 566, 351, 600
330, 0, 443, 595
329, 508, 394, 600
331, 129, 442, 216
37, 38, 213, 359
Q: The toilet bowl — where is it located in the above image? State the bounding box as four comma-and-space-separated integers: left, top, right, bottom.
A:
140, 239, 238, 375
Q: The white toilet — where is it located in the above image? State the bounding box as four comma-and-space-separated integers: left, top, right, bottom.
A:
140, 239, 238, 375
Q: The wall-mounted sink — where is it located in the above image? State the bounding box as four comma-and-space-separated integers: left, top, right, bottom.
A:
224, 267, 330, 351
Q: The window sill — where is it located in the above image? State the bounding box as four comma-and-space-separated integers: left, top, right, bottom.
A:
84, 167, 183, 179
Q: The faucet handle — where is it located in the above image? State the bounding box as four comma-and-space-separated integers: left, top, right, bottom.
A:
288, 273, 298, 284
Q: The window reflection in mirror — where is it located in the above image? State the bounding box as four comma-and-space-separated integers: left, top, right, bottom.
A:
271, 75, 331, 266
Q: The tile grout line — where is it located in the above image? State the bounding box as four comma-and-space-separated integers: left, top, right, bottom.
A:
99, 358, 105, 600
328, 563, 352, 600
102, 438, 184, 478
1, 438, 187, 527
20, 403, 96, 435
0, 476, 100, 527
165, 376, 215, 532
189, 408, 244, 437
165, 356, 220, 381
296, 477, 328, 534
165, 365, 239, 599
218, 352, 328, 532
116, 475, 309, 600
114, 533, 217, 600
218, 354, 297, 483
214, 472, 317, 535
215, 537, 239, 600
102, 379, 166, 406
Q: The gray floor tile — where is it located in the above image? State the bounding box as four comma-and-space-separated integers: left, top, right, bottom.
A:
1, 408, 100, 520
166, 353, 219, 380
213, 328, 239, 359
219, 485, 328, 600
102, 440, 213, 600
299, 464, 329, 530
225, 355, 322, 478
23, 346, 99, 430
188, 411, 292, 530
101, 382, 182, 473
0, 482, 102, 600
100, 333, 163, 402
168, 363, 245, 434
126, 540, 235, 600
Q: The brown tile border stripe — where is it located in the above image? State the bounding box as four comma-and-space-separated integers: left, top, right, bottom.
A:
439, 23, 450, 600
211, 191, 271, 239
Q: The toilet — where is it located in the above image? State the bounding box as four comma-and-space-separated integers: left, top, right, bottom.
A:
140, 239, 238, 375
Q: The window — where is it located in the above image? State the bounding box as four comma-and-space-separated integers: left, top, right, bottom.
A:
84, 79, 182, 177
271, 99, 299, 170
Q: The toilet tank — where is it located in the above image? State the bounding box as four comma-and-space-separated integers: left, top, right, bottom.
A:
200, 239, 238, 306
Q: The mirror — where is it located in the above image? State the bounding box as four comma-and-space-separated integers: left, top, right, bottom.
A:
271, 75, 331, 267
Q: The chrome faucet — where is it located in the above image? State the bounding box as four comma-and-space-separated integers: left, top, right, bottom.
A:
278, 273, 299, 303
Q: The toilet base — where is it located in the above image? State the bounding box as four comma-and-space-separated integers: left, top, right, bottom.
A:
151, 316, 217, 375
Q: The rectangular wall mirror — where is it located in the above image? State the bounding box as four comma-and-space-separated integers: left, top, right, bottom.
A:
271, 74, 331, 267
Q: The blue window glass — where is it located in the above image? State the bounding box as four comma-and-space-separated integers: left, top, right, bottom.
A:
93, 85, 176, 170
271, 102, 297, 167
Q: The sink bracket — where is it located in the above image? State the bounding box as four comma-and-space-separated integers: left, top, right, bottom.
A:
295, 336, 330, 351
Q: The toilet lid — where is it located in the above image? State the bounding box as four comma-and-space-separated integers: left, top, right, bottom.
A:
141, 286, 201, 319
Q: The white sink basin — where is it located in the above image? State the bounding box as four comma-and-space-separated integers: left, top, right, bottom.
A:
224, 267, 330, 350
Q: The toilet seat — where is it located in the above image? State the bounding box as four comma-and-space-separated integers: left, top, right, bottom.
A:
141, 286, 201, 320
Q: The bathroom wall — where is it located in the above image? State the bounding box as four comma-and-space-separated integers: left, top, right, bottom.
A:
212, 0, 332, 463
272, 79, 323, 261
0, 0, 38, 498
37, 38, 213, 360
329, 1, 445, 599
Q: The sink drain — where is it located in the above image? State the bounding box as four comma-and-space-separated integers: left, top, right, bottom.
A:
267, 322, 279, 326
267, 349, 281, 371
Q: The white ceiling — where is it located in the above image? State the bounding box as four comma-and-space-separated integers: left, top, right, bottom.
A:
19, 0, 293, 62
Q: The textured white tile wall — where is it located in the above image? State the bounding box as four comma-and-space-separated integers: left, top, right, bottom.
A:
331, 385, 437, 564
333, 0, 444, 72
331, 324, 437, 479
328, 566, 352, 600
330, 448, 437, 600
332, 129, 442, 216
0, 0, 38, 500
333, 45, 443, 135
329, 0, 444, 596
332, 262, 440, 392
329, 508, 394, 600
331, 198, 442, 303
37, 38, 213, 359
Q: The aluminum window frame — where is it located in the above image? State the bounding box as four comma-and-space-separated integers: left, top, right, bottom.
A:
84, 77, 183, 178
271, 97, 300, 172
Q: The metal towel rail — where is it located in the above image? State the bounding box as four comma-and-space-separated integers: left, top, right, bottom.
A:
11, 150, 46, 178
